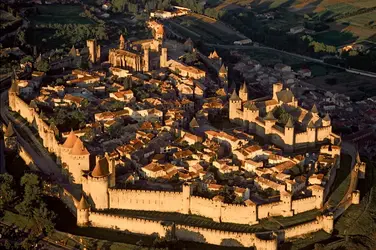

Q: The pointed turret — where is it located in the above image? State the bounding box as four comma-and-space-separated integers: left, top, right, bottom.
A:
62, 130, 77, 148
120, 34, 125, 42
323, 113, 331, 122
311, 103, 319, 114
264, 111, 276, 121
69, 45, 77, 57
239, 81, 248, 102
219, 64, 227, 75
285, 116, 294, 128
77, 195, 90, 210
92, 157, 109, 177
71, 137, 89, 155
229, 89, 241, 101
4, 123, 15, 137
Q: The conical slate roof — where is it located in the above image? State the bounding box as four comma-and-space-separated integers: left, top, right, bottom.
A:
285, 117, 294, 128
92, 157, 109, 177
62, 130, 77, 148
5, 123, 15, 137
120, 34, 125, 41
264, 111, 276, 121
229, 89, 241, 101
308, 120, 315, 128
323, 113, 331, 121
71, 137, 89, 155
189, 117, 199, 128
77, 195, 89, 210
311, 104, 318, 114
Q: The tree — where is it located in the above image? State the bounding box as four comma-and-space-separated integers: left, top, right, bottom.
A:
33, 202, 56, 235
15, 173, 42, 217
35, 59, 50, 72
20, 55, 34, 64
0, 173, 17, 211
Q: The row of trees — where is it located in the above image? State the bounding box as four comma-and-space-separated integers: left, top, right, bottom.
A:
111, 0, 171, 13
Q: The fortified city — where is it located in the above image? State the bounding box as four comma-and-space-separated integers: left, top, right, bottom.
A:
1, 1, 375, 249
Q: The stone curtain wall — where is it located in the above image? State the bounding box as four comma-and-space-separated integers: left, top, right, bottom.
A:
89, 212, 168, 237
108, 189, 185, 213
291, 197, 317, 214
108, 188, 321, 225
86, 211, 333, 250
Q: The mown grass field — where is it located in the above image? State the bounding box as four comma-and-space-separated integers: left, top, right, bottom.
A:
30, 4, 94, 25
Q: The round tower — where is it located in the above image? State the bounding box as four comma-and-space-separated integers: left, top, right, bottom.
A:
76, 195, 90, 226
88, 156, 110, 209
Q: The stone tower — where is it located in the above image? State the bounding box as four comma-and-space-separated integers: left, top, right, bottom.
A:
143, 48, 150, 72
76, 195, 90, 226
284, 117, 294, 152
239, 82, 248, 102
160, 47, 168, 68
86, 39, 101, 64
119, 34, 125, 50
229, 90, 241, 121
88, 156, 110, 209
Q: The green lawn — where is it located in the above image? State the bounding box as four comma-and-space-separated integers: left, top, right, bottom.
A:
30, 5, 94, 25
